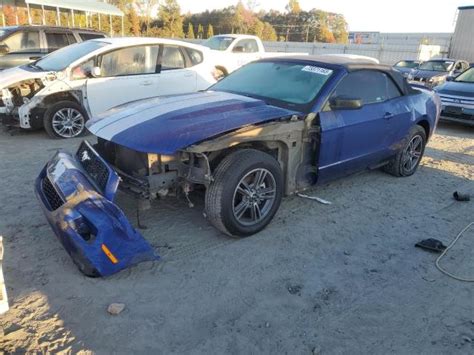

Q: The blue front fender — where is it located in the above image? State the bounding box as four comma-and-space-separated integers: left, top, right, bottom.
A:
35, 142, 158, 277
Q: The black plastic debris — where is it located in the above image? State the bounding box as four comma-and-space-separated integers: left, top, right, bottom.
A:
453, 191, 471, 202
415, 238, 447, 253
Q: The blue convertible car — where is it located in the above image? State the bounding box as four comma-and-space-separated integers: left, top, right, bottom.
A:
35, 56, 441, 276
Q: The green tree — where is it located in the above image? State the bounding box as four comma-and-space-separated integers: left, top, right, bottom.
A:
261, 22, 277, 41
197, 24, 204, 38
206, 24, 214, 38
155, 0, 184, 38
129, 6, 141, 36
187, 22, 195, 39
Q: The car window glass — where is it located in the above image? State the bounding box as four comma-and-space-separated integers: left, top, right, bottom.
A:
67, 33, 77, 44
233, 39, 258, 53
333, 70, 400, 105
3, 31, 40, 52
79, 33, 105, 41
161, 46, 185, 70
100, 45, 159, 76
46, 33, 71, 51
184, 47, 203, 66
71, 59, 95, 80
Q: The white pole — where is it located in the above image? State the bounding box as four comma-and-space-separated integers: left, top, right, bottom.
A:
109, 15, 112, 37
121, 16, 124, 36
98, 13, 101, 30
26, 3, 31, 24
71, 9, 75, 27
56, 7, 60, 26
41, 5, 45, 25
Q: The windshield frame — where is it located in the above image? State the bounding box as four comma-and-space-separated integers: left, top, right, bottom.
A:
210, 59, 338, 112
34, 40, 109, 71
394, 60, 420, 69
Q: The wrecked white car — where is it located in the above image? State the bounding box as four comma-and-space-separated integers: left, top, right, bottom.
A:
0, 37, 217, 138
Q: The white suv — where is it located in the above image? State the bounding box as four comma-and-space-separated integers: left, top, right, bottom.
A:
0, 37, 217, 138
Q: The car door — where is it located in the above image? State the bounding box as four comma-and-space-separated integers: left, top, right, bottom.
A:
85, 44, 161, 116
317, 70, 396, 181
156, 44, 197, 95
0, 29, 42, 69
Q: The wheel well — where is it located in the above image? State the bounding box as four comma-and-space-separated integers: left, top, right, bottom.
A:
208, 142, 278, 169
41, 91, 82, 107
417, 119, 430, 138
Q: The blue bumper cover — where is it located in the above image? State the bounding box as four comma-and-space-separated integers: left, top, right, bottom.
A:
35, 141, 158, 277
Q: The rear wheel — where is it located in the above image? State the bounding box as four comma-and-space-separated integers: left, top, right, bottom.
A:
205, 149, 283, 237
384, 125, 426, 177
43, 100, 89, 139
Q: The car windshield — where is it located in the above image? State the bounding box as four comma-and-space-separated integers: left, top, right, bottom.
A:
202, 36, 235, 51
395, 61, 419, 68
454, 67, 474, 83
35, 40, 108, 71
418, 60, 454, 72
211, 61, 334, 110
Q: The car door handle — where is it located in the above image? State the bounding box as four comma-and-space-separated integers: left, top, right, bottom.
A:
140, 80, 153, 86
29, 56, 41, 60
384, 112, 395, 119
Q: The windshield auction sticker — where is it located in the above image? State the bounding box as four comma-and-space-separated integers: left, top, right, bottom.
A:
301, 66, 333, 75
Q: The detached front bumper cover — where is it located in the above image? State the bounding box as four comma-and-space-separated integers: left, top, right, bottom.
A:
35, 141, 158, 277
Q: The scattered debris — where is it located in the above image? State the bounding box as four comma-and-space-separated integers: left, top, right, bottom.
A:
415, 238, 447, 253
343, 251, 351, 256
453, 191, 470, 202
287, 285, 302, 295
312, 345, 322, 355
297, 193, 332, 205
265, 322, 270, 328
107, 303, 125, 315
0, 236, 8, 315
462, 336, 472, 343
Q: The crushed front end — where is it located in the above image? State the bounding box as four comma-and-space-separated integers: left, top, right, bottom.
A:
35, 141, 158, 277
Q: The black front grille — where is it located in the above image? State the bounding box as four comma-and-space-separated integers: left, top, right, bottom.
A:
42, 177, 64, 211
76, 142, 110, 192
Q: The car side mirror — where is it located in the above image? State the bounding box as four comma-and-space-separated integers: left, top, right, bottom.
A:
86, 66, 101, 78
233, 46, 244, 53
0, 43, 10, 54
156, 63, 162, 74
446, 76, 454, 82
330, 97, 363, 110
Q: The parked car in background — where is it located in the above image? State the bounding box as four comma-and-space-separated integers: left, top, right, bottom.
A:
202, 34, 306, 78
393, 60, 422, 77
435, 66, 474, 126
0, 37, 217, 138
35, 55, 440, 276
407, 59, 470, 88
0, 26, 106, 70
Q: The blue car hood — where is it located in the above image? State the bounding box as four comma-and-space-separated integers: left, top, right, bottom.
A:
87, 91, 300, 154
435, 81, 474, 97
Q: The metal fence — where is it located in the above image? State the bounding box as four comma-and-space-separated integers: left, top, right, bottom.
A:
187, 33, 453, 65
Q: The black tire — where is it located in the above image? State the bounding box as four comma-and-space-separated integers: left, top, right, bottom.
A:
43, 100, 89, 139
205, 149, 283, 237
384, 125, 426, 177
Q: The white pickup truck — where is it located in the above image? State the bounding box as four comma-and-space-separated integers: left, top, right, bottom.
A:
202, 34, 306, 77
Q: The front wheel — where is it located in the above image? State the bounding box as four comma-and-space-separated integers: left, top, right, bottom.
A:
205, 149, 283, 237
384, 125, 426, 177
43, 100, 89, 139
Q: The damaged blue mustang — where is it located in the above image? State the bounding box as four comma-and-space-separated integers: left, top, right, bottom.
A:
35, 56, 441, 276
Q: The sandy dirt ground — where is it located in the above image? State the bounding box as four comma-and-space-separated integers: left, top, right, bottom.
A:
0, 122, 473, 354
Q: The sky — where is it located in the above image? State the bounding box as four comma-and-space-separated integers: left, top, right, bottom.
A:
178, 0, 474, 33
